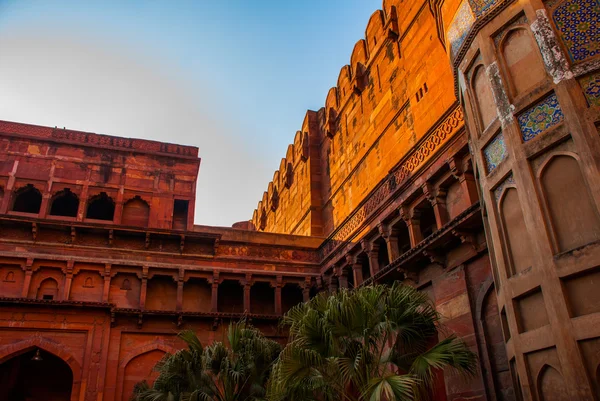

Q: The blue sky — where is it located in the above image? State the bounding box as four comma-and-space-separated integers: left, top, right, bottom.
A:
0, 0, 380, 226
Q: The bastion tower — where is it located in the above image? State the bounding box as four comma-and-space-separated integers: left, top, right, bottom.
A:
439, 0, 600, 399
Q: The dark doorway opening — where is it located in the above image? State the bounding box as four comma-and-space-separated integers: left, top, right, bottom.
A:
86, 192, 115, 221
50, 189, 79, 217
12, 185, 42, 214
0, 348, 73, 401
172, 200, 189, 230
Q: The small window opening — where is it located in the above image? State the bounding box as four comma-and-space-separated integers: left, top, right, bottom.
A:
424, 82, 428, 92
12, 184, 42, 214
86, 192, 115, 221
419, 88, 424, 98
172, 199, 189, 230
43, 295, 54, 300
50, 188, 79, 217
373, 36, 377, 46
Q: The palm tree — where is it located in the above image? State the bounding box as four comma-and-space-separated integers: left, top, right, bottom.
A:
133, 319, 281, 401
267, 283, 477, 401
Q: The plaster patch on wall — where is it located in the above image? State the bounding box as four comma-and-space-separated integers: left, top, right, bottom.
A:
531, 9, 574, 84
487, 62, 514, 127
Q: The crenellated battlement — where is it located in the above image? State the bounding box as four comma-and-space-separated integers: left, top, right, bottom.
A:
251, 0, 461, 238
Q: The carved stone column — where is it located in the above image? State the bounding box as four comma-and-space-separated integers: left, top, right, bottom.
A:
378, 223, 400, 262
303, 278, 311, 302
211, 272, 219, 313
62, 260, 75, 301
336, 267, 349, 289
274, 276, 283, 315
423, 182, 449, 229
243, 274, 252, 313
139, 266, 149, 310
346, 254, 363, 286
327, 274, 338, 294
102, 264, 111, 303
400, 206, 423, 247
176, 268, 184, 312
449, 157, 479, 206
361, 240, 380, 276
21, 258, 34, 298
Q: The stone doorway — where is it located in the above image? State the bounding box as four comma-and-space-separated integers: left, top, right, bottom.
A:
0, 349, 73, 401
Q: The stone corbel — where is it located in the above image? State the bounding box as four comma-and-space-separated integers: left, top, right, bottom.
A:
180, 235, 185, 253
70, 226, 76, 243
423, 249, 445, 268
385, 6, 400, 40
31, 222, 37, 241
396, 267, 418, 285
145, 232, 151, 249
352, 63, 367, 95
452, 229, 478, 250
108, 229, 114, 246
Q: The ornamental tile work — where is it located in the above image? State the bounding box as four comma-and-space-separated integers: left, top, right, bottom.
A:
484, 132, 508, 173
494, 174, 516, 201
551, 0, 600, 63
447, 1, 476, 59
518, 93, 564, 141
468, 0, 498, 17
578, 70, 600, 106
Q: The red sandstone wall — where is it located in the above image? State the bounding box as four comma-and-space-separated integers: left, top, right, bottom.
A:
0, 121, 200, 230
252, 0, 459, 238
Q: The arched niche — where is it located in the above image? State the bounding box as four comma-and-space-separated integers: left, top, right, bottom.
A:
499, 188, 534, 276
69, 272, 103, 302
281, 283, 303, 314
49, 188, 79, 217
537, 364, 569, 401
0, 348, 74, 401
86, 192, 115, 221
36, 277, 59, 300
499, 27, 546, 98
218, 280, 244, 314
471, 64, 497, 132
121, 349, 166, 401
11, 184, 42, 214
121, 196, 150, 227
539, 155, 600, 252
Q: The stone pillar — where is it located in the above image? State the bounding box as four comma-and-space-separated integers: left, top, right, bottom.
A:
400, 206, 423, 247
423, 182, 449, 229
77, 183, 89, 222
21, 258, 34, 298
378, 223, 401, 261
114, 185, 125, 224
243, 274, 252, 313
274, 276, 283, 315
361, 240, 380, 276
0, 160, 18, 214
347, 254, 363, 286
336, 267, 349, 289
176, 268, 184, 312
327, 274, 338, 294
211, 272, 219, 313
449, 157, 479, 207
62, 260, 74, 301
102, 264, 111, 303
139, 266, 149, 310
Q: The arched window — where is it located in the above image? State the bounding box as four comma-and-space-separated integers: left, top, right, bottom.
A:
12, 184, 42, 214
86, 192, 115, 221
37, 277, 59, 300
121, 196, 150, 227
49, 188, 79, 217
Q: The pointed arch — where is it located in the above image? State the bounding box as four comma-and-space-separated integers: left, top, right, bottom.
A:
11, 184, 42, 214
499, 187, 534, 276
121, 196, 150, 227
537, 364, 569, 401
49, 188, 79, 217
538, 153, 600, 252
0, 336, 82, 401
